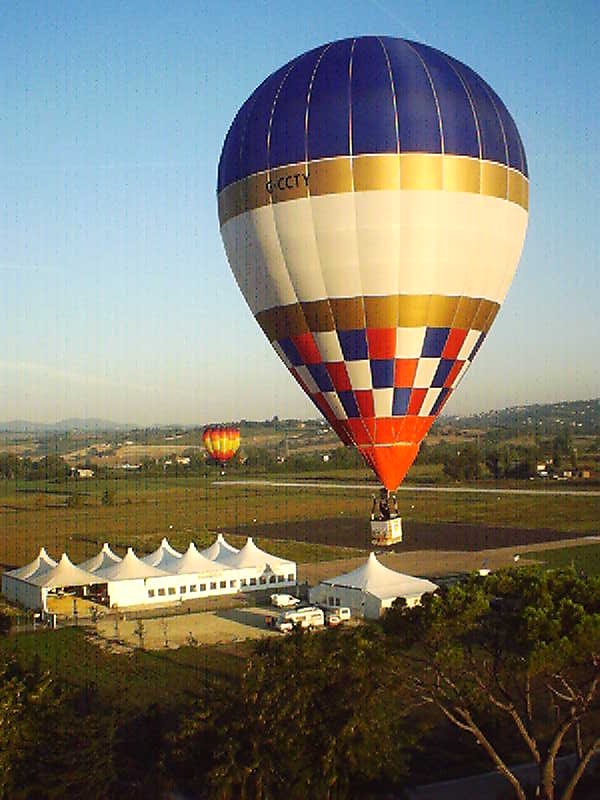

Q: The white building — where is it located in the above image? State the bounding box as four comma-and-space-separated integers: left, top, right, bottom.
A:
201, 532, 239, 560
309, 553, 438, 619
214, 536, 297, 592
142, 537, 183, 570
2, 548, 57, 609
2, 551, 102, 611
2, 536, 297, 611
94, 548, 170, 609
165, 542, 242, 598
78, 542, 121, 573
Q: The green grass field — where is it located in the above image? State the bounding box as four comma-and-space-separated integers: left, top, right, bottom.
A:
1, 473, 598, 567
0, 626, 250, 710
521, 541, 600, 575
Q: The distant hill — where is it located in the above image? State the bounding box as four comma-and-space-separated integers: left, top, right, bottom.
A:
0, 418, 130, 433
1, 399, 599, 437
442, 398, 600, 436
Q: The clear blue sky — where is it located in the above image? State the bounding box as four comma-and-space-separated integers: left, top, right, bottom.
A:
1, 1, 598, 425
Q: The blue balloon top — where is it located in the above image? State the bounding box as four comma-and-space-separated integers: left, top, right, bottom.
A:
218, 37, 527, 192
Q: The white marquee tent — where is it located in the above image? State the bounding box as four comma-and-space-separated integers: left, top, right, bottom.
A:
95, 547, 167, 582
309, 553, 438, 619
30, 554, 100, 590
5, 547, 56, 580
78, 543, 121, 573
201, 533, 239, 560
2, 548, 58, 609
215, 536, 296, 590
142, 537, 182, 570
2, 551, 102, 611
170, 542, 227, 576
1, 535, 297, 611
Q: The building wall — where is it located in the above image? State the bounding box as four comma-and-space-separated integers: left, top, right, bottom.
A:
1, 575, 45, 610
106, 567, 297, 608
237, 564, 297, 592
364, 592, 384, 619
309, 584, 427, 620
2, 555, 298, 612
309, 584, 365, 616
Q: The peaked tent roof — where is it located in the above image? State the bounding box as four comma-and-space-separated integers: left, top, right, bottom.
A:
321, 553, 438, 600
201, 533, 239, 561
78, 543, 122, 573
216, 537, 293, 571
169, 543, 226, 575
95, 548, 168, 581
143, 537, 182, 569
29, 554, 102, 588
6, 548, 57, 580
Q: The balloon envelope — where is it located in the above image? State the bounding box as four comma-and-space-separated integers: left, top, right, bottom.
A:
218, 37, 528, 490
203, 426, 240, 465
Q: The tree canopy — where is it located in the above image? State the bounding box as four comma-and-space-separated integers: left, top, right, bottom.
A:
384, 567, 600, 800
168, 626, 415, 800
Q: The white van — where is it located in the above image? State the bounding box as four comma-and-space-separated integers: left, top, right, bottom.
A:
275, 605, 325, 631
325, 607, 351, 626
270, 593, 301, 608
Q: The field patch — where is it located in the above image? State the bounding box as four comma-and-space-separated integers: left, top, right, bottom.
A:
0, 475, 598, 570
0, 626, 249, 709
521, 540, 600, 575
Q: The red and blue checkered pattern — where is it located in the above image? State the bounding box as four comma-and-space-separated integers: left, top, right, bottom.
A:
273, 325, 484, 447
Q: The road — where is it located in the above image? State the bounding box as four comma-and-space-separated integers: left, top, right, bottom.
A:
217, 479, 600, 497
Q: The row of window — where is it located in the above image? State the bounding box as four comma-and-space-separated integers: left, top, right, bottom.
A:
147, 573, 295, 599
327, 596, 342, 607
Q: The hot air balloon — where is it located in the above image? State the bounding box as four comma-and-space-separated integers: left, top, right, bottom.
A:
217, 37, 528, 502
202, 425, 241, 467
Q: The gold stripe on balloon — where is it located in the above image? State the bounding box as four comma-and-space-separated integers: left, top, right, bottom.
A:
300, 300, 336, 332
352, 154, 400, 191
443, 156, 481, 194
309, 157, 353, 197
363, 296, 399, 328
255, 295, 500, 341
508, 167, 529, 208
218, 154, 529, 225
481, 161, 508, 199
329, 297, 367, 331
400, 153, 443, 190
453, 296, 483, 330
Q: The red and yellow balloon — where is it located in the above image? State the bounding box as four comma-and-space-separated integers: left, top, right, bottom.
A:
202, 425, 241, 466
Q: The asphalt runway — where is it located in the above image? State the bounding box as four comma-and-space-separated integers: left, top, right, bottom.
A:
231, 515, 592, 553
220, 479, 598, 552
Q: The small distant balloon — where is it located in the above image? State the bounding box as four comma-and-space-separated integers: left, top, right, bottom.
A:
202, 425, 241, 466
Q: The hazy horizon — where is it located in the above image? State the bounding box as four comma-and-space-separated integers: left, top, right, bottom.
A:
1, 395, 598, 431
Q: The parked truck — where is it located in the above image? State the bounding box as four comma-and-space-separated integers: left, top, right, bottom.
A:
275, 605, 325, 632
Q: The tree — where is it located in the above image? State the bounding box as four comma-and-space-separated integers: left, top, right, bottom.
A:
0, 657, 117, 799
0, 611, 11, 637
383, 568, 600, 800
443, 442, 481, 481
134, 619, 145, 649
102, 487, 116, 505
168, 627, 414, 799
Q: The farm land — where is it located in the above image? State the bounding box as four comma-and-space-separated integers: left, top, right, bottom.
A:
1, 406, 600, 796
0, 473, 599, 570
0, 403, 599, 571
